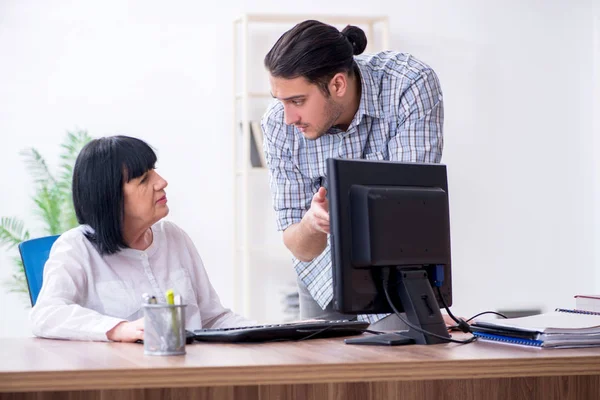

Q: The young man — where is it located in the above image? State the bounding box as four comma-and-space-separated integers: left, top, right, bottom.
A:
261, 20, 444, 330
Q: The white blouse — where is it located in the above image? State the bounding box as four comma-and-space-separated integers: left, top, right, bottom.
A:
30, 220, 251, 341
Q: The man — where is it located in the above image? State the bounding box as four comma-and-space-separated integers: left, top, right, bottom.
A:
261, 20, 445, 330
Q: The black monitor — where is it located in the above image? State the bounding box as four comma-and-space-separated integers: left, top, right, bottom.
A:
328, 158, 452, 346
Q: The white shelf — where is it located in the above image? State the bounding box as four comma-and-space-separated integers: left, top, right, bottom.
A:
235, 14, 388, 25
235, 92, 272, 100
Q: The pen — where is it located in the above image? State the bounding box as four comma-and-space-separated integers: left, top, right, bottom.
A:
166, 289, 180, 349
166, 289, 175, 305
141, 293, 165, 349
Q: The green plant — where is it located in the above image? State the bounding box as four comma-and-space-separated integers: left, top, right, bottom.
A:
0, 130, 93, 296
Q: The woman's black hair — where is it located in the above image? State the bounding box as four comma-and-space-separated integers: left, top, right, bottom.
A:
264, 20, 367, 95
72, 135, 157, 255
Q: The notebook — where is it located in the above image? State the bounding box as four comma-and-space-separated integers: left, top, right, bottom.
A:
471, 309, 600, 348
574, 295, 600, 313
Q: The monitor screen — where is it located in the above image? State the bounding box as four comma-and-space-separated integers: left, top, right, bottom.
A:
328, 158, 452, 345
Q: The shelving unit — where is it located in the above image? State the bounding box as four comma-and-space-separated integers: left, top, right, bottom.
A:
232, 14, 389, 322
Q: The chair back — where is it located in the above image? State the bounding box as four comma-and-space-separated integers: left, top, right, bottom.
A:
18, 235, 60, 306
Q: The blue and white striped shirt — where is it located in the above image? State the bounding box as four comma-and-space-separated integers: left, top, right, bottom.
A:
261, 51, 444, 323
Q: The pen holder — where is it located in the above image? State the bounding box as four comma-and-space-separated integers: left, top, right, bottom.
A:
142, 303, 187, 356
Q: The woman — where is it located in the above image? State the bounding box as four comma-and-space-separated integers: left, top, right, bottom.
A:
30, 135, 250, 342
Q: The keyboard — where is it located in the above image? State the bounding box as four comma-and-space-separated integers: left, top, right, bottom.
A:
192, 320, 369, 343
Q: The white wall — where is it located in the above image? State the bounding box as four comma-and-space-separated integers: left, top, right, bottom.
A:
0, 0, 596, 337
594, 0, 600, 293
434, 2, 596, 316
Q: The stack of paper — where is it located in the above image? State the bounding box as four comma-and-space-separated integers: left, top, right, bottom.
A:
471, 310, 600, 348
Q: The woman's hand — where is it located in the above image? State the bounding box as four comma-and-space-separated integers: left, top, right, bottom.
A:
443, 314, 473, 332
106, 317, 144, 342
442, 314, 456, 327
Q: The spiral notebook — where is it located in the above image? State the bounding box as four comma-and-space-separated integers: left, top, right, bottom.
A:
472, 308, 600, 348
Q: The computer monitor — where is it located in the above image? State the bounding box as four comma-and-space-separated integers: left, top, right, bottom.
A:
327, 158, 452, 346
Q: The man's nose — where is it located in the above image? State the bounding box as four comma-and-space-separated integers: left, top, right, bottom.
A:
283, 106, 299, 126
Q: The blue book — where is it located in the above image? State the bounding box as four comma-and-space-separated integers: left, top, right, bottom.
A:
473, 331, 543, 347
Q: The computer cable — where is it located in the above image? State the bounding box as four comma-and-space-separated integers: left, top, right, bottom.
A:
434, 286, 508, 333
430, 265, 507, 333
382, 272, 476, 344
465, 310, 508, 322
296, 325, 379, 341
433, 285, 471, 333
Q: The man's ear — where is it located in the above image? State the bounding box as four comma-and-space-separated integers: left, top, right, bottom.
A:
328, 73, 348, 98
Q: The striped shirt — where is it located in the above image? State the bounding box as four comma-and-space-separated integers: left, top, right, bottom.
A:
261, 51, 444, 323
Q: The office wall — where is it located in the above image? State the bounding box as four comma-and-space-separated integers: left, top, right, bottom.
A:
0, 1, 596, 337
594, 0, 600, 292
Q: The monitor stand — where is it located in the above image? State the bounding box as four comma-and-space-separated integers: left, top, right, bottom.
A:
345, 268, 451, 346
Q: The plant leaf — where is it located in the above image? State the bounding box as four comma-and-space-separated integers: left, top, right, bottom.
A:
1, 130, 93, 299
58, 130, 92, 190
32, 185, 63, 235
0, 217, 30, 250
19, 148, 57, 188
58, 130, 93, 231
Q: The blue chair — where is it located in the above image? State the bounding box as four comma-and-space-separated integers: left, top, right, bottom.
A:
18, 235, 60, 306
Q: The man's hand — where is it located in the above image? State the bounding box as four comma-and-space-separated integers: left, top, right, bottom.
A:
106, 317, 144, 342
304, 187, 330, 234
282, 187, 331, 262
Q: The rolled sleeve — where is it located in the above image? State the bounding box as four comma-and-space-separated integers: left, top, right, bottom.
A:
262, 108, 315, 231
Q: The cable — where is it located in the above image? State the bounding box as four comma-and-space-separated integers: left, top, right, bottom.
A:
362, 329, 386, 335
434, 286, 509, 333
431, 265, 471, 333
434, 286, 461, 323
434, 286, 471, 333
465, 311, 508, 322
296, 326, 382, 341
297, 326, 337, 341
383, 273, 475, 345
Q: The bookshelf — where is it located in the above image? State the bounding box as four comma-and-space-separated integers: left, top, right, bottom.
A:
232, 14, 389, 322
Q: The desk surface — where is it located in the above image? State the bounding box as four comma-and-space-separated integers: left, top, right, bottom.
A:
2, 335, 600, 393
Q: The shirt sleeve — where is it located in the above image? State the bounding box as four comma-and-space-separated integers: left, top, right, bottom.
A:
388, 68, 444, 163
179, 229, 254, 328
261, 109, 318, 231
29, 239, 125, 342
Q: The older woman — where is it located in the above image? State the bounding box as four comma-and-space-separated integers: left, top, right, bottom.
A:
31, 135, 250, 342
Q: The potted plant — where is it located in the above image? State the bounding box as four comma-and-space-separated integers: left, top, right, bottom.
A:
0, 130, 93, 300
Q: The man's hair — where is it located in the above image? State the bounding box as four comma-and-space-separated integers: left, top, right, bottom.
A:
72, 135, 157, 255
264, 20, 367, 95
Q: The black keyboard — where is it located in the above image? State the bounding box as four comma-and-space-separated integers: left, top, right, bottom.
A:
192, 320, 369, 343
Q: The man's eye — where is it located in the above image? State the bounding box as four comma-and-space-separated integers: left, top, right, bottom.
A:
292, 100, 303, 106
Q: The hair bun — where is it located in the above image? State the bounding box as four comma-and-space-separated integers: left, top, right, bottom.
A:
341, 25, 367, 55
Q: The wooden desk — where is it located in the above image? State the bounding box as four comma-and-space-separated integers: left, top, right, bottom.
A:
1, 336, 600, 400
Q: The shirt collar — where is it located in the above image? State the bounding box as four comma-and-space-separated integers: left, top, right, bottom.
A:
354, 59, 382, 121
